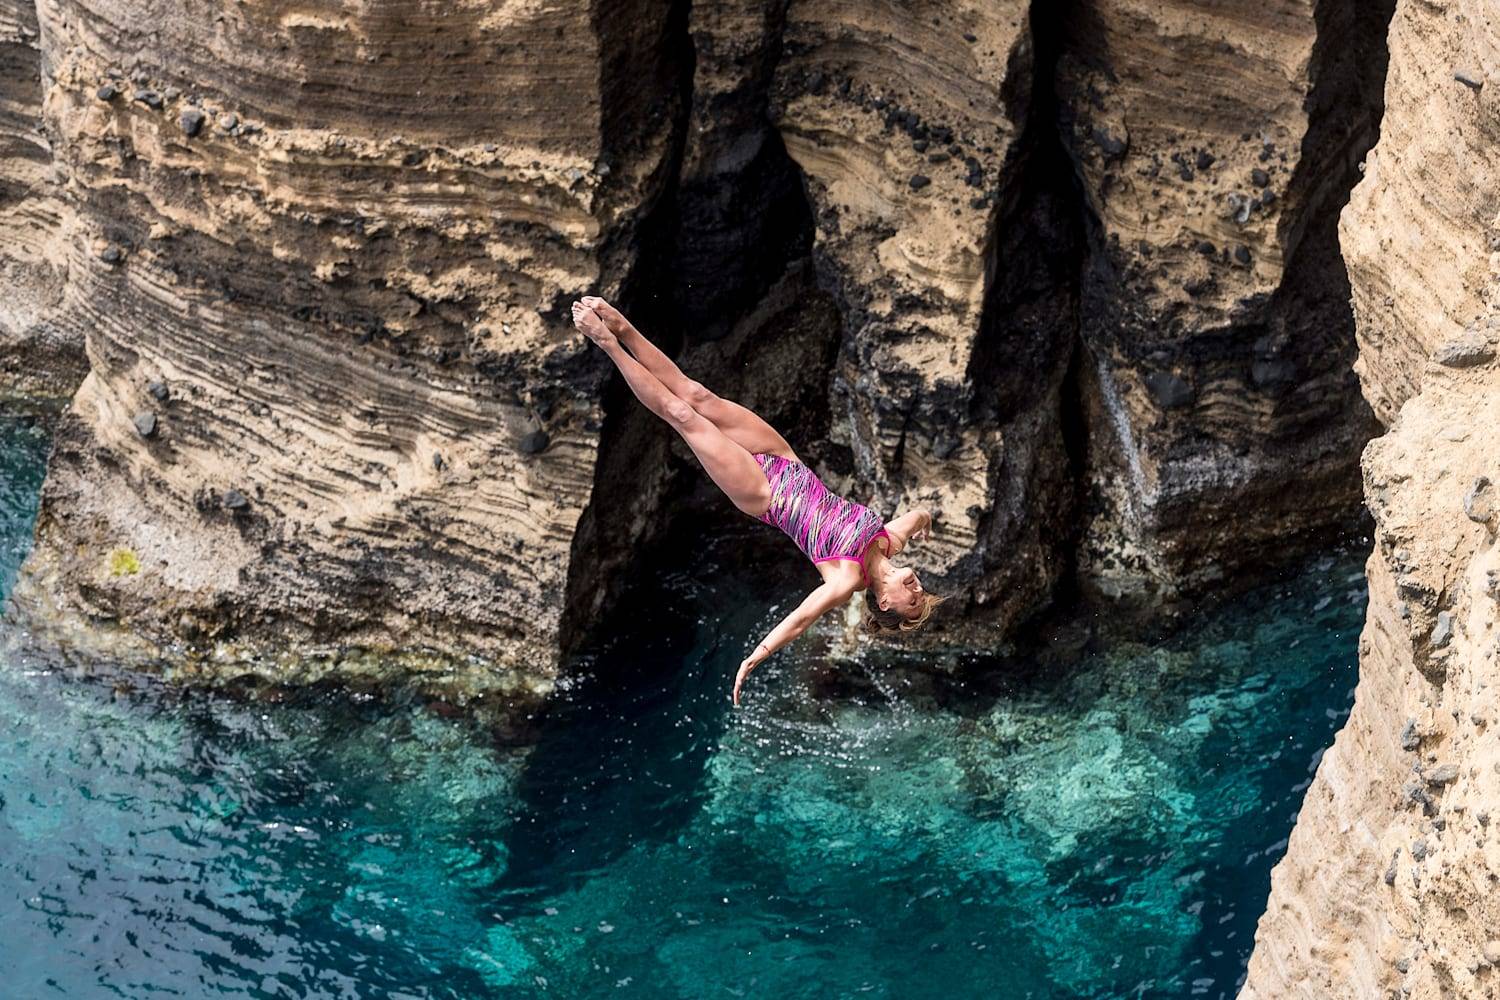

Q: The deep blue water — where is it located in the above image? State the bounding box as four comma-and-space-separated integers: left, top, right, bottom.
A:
0, 411, 1364, 999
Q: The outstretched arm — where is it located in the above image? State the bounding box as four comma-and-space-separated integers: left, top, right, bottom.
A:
733, 582, 852, 706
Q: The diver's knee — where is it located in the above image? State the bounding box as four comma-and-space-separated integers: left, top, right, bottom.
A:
685, 380, 716, 407
664, 399, 696, 426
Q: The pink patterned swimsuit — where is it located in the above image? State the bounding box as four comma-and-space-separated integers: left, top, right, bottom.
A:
753, 453, 890, 585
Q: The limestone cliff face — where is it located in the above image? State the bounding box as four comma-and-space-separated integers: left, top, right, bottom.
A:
770, 1, 1080, 632
13, 0, 686, 703
2, 0, 1388, 696
0, 0, 82, 397
1056, 0, 1388, 608
1243, 1, 1500, 995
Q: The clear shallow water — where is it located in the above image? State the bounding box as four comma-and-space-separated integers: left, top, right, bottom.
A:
0, 412, 1365, 999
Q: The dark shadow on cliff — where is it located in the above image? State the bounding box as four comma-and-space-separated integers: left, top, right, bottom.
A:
561, 0, 830, 661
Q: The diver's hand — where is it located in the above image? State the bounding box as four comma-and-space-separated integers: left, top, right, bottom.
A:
912, 508, 934, 541
733, 645, 769, 706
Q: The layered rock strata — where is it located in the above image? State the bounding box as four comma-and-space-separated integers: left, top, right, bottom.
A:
14, 0, 685, 702
3, 0, 1392, 694
1055, 0, 1389, 608
770, 1, 1081, 633
0, 0, 83, 397
1244, 0, 1500, 994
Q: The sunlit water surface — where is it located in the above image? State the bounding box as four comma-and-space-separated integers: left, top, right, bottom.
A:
0, 412, 1363, 999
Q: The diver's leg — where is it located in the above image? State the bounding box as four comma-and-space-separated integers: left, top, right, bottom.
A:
581, 295, 800, 462
574, 303, 771, 516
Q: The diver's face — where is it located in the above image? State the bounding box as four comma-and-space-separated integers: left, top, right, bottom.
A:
880, 566, 924, 618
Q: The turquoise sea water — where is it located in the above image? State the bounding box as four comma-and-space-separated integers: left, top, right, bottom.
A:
0, 412, 1364, 999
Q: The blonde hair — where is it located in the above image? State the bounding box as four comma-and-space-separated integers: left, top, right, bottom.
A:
862, 590, 946, 635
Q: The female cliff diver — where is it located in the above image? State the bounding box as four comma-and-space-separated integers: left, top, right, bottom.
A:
570, 296, 945, 706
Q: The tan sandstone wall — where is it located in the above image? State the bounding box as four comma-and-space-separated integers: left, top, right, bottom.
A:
1056, 0, 1386, 610
0, 0, 83, 397
0, 0, 1391, 702
1244, 0, 1500, 995
12, 0, 686, 704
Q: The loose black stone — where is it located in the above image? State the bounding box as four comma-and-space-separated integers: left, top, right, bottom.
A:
96, 84, 118, 101
1259, 189, 1277, 207
99, 244, 124, 265
838, 77, 851, 96
132, 412, 158, 438
969, 196, 988, 210
147, 380, 170, 402
932, 126, 953, 144
928, 152, 950, 164
913, 139, 929, 152
872, 97, 888, 110
1234, 244, 1252, 265
223, 489, 250, 511
1401, 719, 1421, 751
1251, 167, 1270, 187
1251, 359, 1295, 387
133, 89, 163, 110
1143, 371, 1194, 409
1454, 68, 1483, 91
964, 173, 983, 188
1092, 127, 1127, 159
806, 70, 826, 94
1426, 763, 1460, 785
963, 32, 977, 43
518, 429, 550, 455
909, 174, 931, 190
1195, 150, 1215, 170
179, 107, 206, 138
433, 453, 444, 471
1177, 163, 1194, 182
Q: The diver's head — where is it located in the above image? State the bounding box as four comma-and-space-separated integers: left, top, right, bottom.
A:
862, 563, 945, 634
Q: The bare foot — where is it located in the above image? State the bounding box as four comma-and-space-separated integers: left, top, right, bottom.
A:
571, 301, 617, 349
580, 295, 634, 338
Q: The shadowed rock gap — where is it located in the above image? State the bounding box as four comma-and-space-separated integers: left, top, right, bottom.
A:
561, 0, 828, 660
959, 0, 1089, 636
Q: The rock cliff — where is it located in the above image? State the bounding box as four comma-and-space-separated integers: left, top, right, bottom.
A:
1244, 0, 1500, 995
12, 0, 688, 706
1057, 0, 1388, 609
0, 0, 83, 397
0, 0, 1387, 699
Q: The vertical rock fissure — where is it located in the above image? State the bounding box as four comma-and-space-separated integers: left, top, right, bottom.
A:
961, 0, 1090, 626
561, 0, 828, 657
559, 0, 698, 656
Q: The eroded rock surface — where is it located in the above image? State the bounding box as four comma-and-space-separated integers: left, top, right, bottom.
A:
14, 0, 686, 704
770, 1, 1080, 632
0, 0, 83, 397
1, 0, 1390, 698
1057, 0, 1389, 608
1244, 1, 1500, 995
